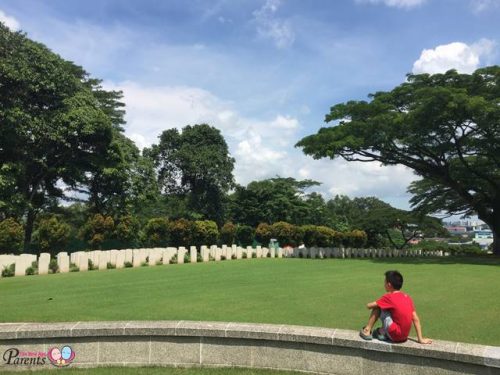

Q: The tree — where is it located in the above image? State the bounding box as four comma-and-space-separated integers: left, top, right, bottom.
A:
229, 178, 320, 227
35, 216, 71, 254
0, 24, 124, 250
147, 124, 235, 225
297, 67, 500, 254
0, 218, 23, 254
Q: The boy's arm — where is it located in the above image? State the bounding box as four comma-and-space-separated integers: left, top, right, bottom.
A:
412, 311, 432, 344
366, 301, 378, 309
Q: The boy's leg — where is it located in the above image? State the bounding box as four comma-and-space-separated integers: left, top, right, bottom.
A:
362, 307, 380, 336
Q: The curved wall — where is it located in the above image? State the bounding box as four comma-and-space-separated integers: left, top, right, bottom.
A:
1, 321, 499, 374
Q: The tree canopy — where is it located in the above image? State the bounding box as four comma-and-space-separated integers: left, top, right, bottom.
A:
297, 67, 500, 254
146, 124, 235, 225
0, 24, 126, 249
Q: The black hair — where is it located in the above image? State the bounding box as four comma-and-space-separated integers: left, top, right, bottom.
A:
385, 270, 403, 290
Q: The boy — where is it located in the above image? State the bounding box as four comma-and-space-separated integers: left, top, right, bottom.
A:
359, 270, 432, 344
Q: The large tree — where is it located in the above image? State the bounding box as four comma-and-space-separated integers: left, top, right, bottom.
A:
146, 124, 235, 224
296, 67, 500, 254
229, 177, 321, 227
0, 24, 124, 249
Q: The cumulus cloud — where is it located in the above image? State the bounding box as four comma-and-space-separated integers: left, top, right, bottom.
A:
103, 80, 418, 207
253, 0, 295, 49
0, 9, 20, 30
470, 0, 500, 13
356, 0, 427, 9
412, 39, 496, 74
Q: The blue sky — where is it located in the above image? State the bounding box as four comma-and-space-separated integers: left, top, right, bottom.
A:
1, 0, 499, 210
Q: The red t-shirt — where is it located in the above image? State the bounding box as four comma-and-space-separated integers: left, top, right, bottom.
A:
376, 291, 415, 342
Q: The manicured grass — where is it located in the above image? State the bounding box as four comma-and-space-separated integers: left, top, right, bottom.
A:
0, 257, 499, 345
0, 366, 302, 375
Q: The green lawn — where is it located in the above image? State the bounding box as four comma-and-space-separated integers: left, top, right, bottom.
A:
0, 257, 499, 345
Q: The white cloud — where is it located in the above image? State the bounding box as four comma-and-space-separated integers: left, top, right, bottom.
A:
356, 0, 427, 9
253, 0, 295, 49
0, 9, 20, 30
105, 80, 417, 207
470, 0, 500, 13
412, 39, 496, 74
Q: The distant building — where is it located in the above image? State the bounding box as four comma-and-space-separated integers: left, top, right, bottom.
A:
445, 225, 467, 235
473, 230, 493, 249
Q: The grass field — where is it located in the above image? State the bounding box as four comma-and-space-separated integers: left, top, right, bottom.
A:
0, 257, 499, 346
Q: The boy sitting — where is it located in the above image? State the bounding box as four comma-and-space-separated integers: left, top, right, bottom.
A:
359, 270, 432, 344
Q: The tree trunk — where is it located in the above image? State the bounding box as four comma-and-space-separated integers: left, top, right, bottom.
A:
23, 209, 36, 253
492, 227, 500, 256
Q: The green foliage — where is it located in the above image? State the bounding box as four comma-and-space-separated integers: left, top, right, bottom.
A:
413, 240, 483, 255
0, 218, 23, 254
147, 124, 235, 224
142, 217, 170, 247
35, 216, 71, 255
255, 223, 273, 245
0, 24, 125, 250
229, 178, 321, 227
114, 215, 141, 247
80, 214, 115, 249
343, 230, 368, 248
26, 260, 38, 276
107, 262, 116, 269
1, 263, 15, 277
124, 261, 133, 268
235, 225, 254, 247
271, 221, 302, 247
192, 220, 219, 247
301, 225, 338, 247
48, 259, 59, 274
220, 222, 237, 245
88, 259, 97, 271
297, 67, 500, 254
169, 218, 194, 247
69, 263, 79, 272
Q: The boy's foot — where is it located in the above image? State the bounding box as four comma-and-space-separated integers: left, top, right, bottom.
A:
359, 327, 372, 340
373, 327, 388, 341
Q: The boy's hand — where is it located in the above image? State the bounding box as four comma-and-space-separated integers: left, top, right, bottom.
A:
418, 337, 432, 344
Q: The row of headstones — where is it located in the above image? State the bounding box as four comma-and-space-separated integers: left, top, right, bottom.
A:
288, 247, 445, 258
0, 245, 284, 278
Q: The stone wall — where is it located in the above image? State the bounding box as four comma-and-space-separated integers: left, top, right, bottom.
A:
0, 321, 498, 373
1, 246, 450, 279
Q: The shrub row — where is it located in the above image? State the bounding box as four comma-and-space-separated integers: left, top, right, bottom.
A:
0, 216, 368, 253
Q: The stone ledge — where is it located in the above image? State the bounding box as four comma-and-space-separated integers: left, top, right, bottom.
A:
0, 321, 498, 370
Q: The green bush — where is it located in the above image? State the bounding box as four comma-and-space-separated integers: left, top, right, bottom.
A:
26, 260, 38, 276
0, 218, 23, 254
301, 225, 337, 247
80, 214, 115, 249
271, 222, 299, 247
35, 216, 71, 255
49, 259, 59, 274
236, 225, 254, 247
220, 222, 237, 245
255, 223, 273, 245
142, 217, 170, 247
169, 219, 194, 247
124, 261, 133, 268
88, 259, 97, 271
69, 263, 79, 272
1, 263, 15, 277
192, 220, 219, 247
114, 215, 141, 246
343, 230, 368, 248
107, 262, 116, 269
